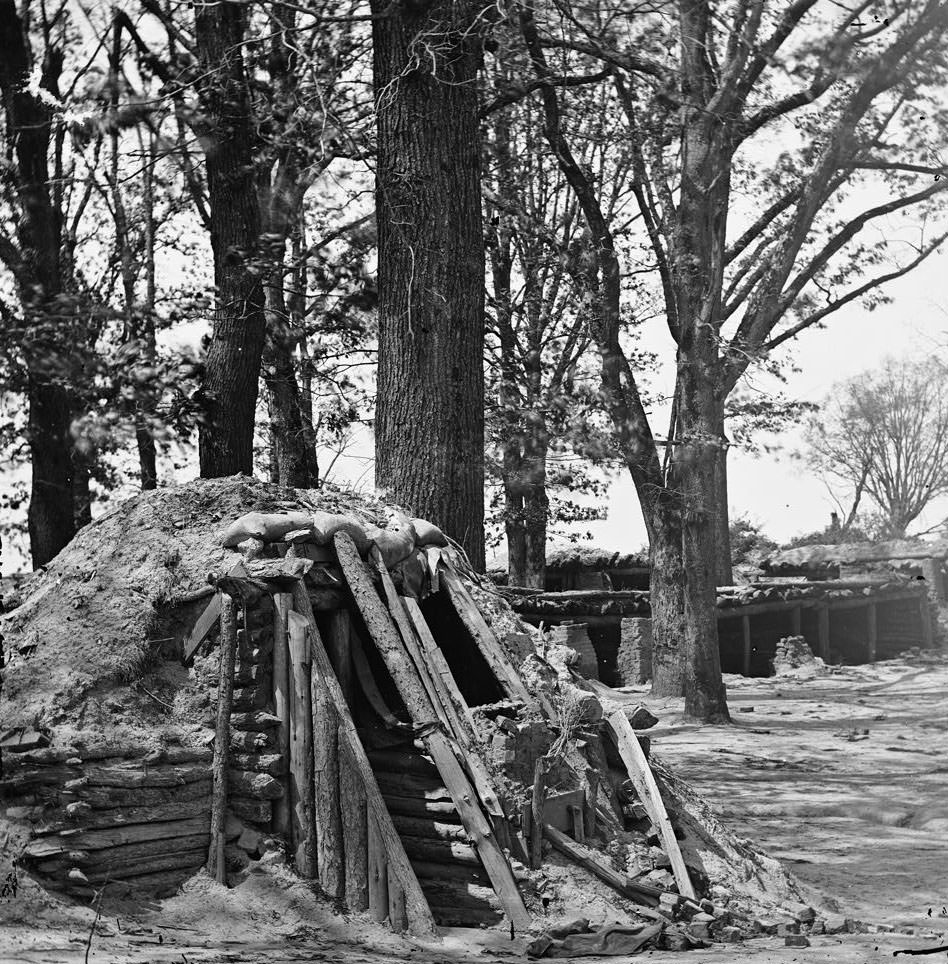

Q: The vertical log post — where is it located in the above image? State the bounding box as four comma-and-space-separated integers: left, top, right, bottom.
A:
367, 813, 389, 923
867, 602, 877, 663
287, 610, 316, 878
530, 757, 549, 871
207, 592, 238, 883
313, 656, 343, 898
326, 608, 354, 705
790, 605, 802, 637
817, 604, 830, 661
741, 613, 752, 676
272, 592, 292, 837
919, 593, 934, 648
339, 729, 369, 911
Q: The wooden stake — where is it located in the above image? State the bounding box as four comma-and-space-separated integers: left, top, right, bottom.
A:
530, 757, 548, 870
272, 593, 292, 837
290, 581, 436, 937
605, 708, 696, 900
334, 533, 531, 931
339, 728, 368, 911
313, 651, 343, 898
867, 602, 877, 662
287, 611, 316, 878
790, 605, 802, 637
207, 593, 237, 883
544, 824, 660, 907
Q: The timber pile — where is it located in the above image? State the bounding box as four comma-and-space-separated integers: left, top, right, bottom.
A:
1, 478, 816, 943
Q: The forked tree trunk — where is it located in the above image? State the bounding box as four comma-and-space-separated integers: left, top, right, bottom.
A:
371, 0, 486, 569
195, 2, 267, 478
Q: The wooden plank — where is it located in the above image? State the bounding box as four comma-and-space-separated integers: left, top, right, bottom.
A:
438, 567, 540, 712
334, 533, 531, 931
272, 593, 292, 837
604, 708, 696, 900
388, 864, 408, 932
183, 592, 221, 661
543, 824, 659, 907
326, 608, 354, 705
367, 811, 389, 923
373, 554, 448, 727
339, 729, 369, 911
313, 643, 343, 898
867, 602, 877, 662
351, 631, 409, 731
287, 611, 316, 878
790, 605, 802, 636
817, 604, 830, 660
290, 581, 436, 938
741, 613, 752, 676
207, 593, 237, 883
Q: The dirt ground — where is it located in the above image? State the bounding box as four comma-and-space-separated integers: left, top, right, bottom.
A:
2, 653, 946, 964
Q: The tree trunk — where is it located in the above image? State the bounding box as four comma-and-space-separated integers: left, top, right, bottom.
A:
712, 413, 732, 585
676, 374, 730, 723
194, 2, 267, 479
0, 1, 76, 567
642, 499, 685, 696
263, 282, 318, 488
371, 0, 486, 570
522, 418, 548, 590
504, 476, 527, 587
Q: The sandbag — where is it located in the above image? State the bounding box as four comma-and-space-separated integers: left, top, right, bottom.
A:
364, 523, 416, 569
309, 512, 370, 554
222, 511, 313, 548
411, 517, 448, 548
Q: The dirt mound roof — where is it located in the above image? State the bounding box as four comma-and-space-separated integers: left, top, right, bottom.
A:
763, 535, 948, 571
545, 544, 649, 571
0, 475, 391, 742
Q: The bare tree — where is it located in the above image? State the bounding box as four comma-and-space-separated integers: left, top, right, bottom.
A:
515, 0, 948, 720
809, 358, 948, 538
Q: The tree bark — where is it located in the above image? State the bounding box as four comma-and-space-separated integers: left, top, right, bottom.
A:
0, 1, 76, 567
643, 501, 685, 696
194, 1, 267, 479
676, 381, 730, 723
712, 413, 732, 586
522, 417, 548, 589
371, 0, 486, 569
263, 281, 318, 488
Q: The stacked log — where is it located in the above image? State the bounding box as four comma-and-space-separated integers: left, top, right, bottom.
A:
368, 745, 503, 928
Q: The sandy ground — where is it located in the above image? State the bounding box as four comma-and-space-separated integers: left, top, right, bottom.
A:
2, 653, 946, 963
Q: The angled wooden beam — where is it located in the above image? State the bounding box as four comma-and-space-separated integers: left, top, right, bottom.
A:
604, 708, 695, 900
183, 592, 221, 662
334, 532, 532, 932
439, 566, 553, 717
